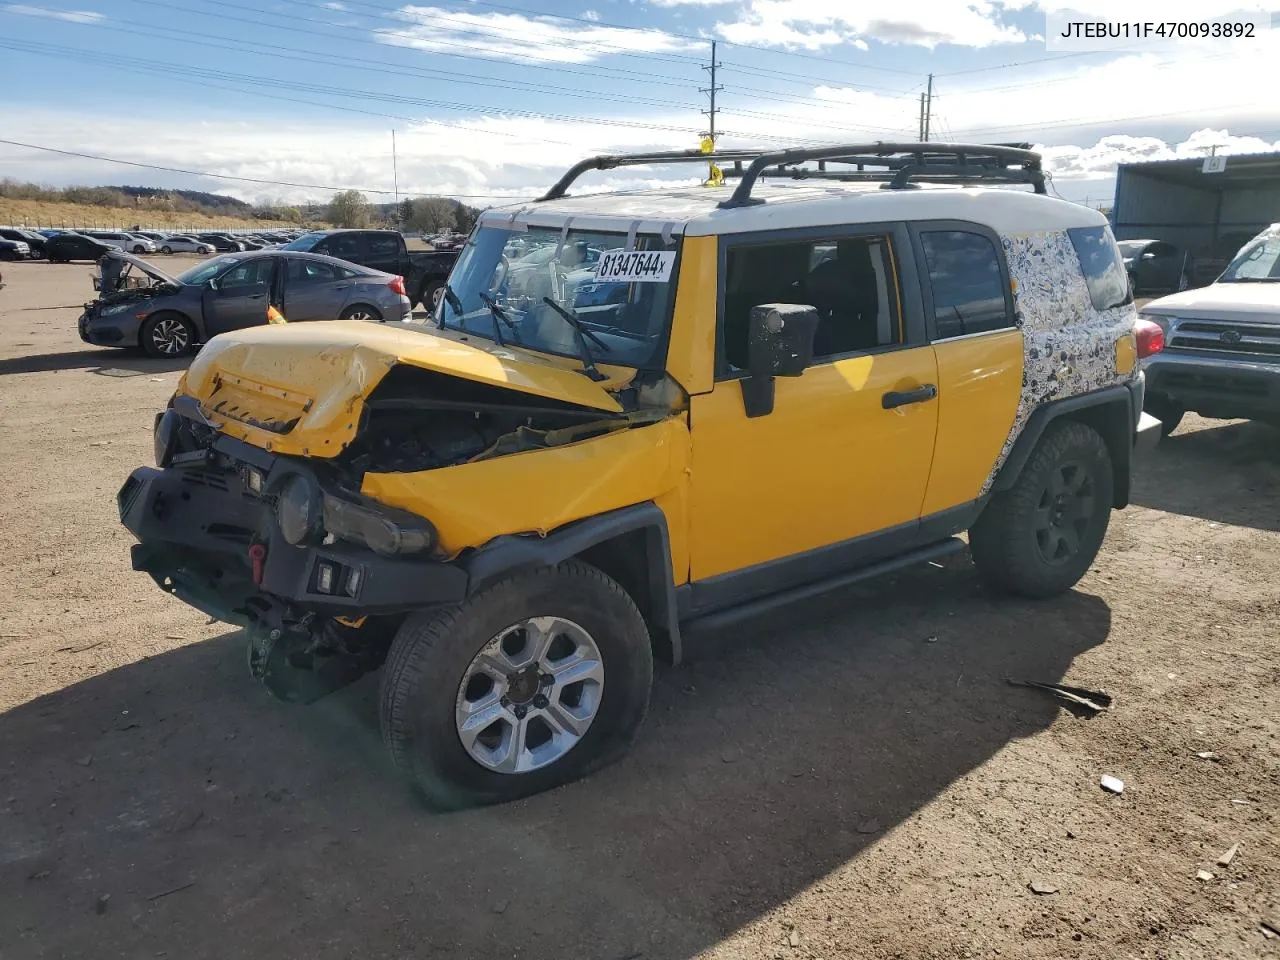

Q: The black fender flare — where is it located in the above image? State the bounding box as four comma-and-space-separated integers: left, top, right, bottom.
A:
991, 383, 1140, 508
460, 502, 684, 664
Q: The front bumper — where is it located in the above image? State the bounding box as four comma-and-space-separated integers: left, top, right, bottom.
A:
117, 439, 467, 625
78, 308, 135, 346
1143, 350, 1280, 421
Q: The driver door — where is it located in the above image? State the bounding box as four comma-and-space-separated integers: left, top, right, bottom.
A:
202, 258, 277, 336
686, 224, 940, 610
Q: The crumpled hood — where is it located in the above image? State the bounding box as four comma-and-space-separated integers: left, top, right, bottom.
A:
179, 320, 625, 457
1141, 282, 1280, 324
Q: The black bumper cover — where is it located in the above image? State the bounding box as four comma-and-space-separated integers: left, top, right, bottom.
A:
118, 464, 467, 624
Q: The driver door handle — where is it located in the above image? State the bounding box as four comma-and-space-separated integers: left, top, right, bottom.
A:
882, 384, 938, 409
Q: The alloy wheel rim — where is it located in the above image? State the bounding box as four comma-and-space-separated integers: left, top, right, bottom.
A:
347, 309, 376, 322
454, 616, 605, 775
1032, 460, 1095, 565
151, 318, 190, 355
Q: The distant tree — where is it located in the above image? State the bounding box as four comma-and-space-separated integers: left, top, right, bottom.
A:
403, 196, 457, 234
454, 202, 479, 233
327, 190, 370, 228
399, 198, 414, 225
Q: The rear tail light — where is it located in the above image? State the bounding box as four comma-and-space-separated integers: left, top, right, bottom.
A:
389, 275, 406, 297
1135, 318, 1164, 358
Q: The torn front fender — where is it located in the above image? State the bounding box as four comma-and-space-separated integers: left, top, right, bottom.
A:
360, 416, 691, 556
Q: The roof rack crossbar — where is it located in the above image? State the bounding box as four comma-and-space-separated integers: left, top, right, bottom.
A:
535, 141, 1044, 205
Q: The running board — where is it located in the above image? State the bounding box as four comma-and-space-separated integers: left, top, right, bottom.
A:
682, 537, 967, 636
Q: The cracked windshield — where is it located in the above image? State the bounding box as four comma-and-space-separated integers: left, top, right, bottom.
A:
432, 225, 678, 370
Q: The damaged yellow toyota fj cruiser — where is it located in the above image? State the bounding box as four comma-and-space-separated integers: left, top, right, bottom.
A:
119, 143, 1163, 808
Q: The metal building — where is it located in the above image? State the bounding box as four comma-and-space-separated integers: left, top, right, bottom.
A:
1111, 151, 1280, 256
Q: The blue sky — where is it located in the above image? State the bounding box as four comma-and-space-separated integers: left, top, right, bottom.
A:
1, 0, 1278, 207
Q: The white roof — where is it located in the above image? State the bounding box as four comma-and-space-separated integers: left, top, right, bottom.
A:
480, 180, 1109, 238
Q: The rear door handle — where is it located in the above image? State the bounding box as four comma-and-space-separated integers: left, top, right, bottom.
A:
882, 384, 938, 409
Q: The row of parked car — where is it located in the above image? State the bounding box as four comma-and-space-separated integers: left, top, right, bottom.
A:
0, 227, 311, 262
1120, 232, 1257, 295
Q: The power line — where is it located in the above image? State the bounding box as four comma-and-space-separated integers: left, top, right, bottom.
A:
0, 138, 534, 199
718, 61, 920, 97
202, 0, 702, 69
114, 0, 696, 89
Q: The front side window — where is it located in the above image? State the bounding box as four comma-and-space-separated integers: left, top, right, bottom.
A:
720, 234, 900, 373
434, 224, 678, 370
219, 259, 274, 288
1067, 225, 1133, 310
920, 230, 1013, 338
1220, 231, 1280, 282
179, 256, 239, 285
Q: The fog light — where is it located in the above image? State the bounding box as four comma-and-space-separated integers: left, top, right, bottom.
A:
315, 562, 336, 594
241, 466, 265, 495
344, 567, 363, 597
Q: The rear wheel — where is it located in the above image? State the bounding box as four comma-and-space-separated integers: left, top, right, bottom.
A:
969, 421, 1114, 599
140, 312, 196, 357
379, 562, 653, 810
339, 303, 382, 322
421, 281, 445, 312
161, 245, 173, 255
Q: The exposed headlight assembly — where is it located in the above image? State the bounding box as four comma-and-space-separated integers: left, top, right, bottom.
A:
322, 494, 435, 556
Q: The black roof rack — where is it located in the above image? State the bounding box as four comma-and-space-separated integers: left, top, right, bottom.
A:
537, 142, 1045, 208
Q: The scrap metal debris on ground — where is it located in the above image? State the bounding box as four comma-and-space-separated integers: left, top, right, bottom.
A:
1006, 679, 1112, 716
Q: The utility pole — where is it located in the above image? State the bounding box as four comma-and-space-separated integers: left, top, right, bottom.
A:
918, 93, 925, 140
926, 74, 935, 141
700, 40, 723, 175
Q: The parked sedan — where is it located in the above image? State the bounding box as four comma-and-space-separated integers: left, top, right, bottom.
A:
158, 235, 215, 255
85, 231, 158, 254
78, 250, 413, 356
45, 233, 119, 262
0, 237, 30, 261
195, 233, 246, 253
1118, 239, 1186, 294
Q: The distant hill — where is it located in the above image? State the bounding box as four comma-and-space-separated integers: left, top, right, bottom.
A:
0, 179, 313, 225
104, 185, 255, 214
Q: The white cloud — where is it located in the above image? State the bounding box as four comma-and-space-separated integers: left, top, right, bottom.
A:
714, 0, 1028, 50
375, 4, 700, 64
323, 1, 346, 9
581, 9, 600, 21
3, 3, 103, 23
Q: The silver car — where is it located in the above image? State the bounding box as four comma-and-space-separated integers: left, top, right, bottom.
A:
79, 250, 414, 356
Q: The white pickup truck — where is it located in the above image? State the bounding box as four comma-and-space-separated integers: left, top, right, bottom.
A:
1139, 224, 1280, 436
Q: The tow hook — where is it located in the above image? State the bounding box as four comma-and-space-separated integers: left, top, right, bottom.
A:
248, 543, 266, 586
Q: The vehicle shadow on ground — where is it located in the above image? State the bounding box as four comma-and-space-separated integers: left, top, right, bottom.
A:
1131, 420, 1280, 531
0, 559, 1109, 960
0, 349, 189, 377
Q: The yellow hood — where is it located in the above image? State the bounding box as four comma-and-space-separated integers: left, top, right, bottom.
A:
179, 321, 626, 457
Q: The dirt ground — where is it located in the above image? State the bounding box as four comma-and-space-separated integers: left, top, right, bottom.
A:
0, 261, 1276, 960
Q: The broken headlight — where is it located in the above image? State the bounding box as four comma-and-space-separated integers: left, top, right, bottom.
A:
321, 494, 435, 557
275, 474, 322, 546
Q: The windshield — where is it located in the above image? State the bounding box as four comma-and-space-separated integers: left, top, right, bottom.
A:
178, 256, 240, 285
1219, 232, 1280, 282
282, 232, 325, 252
432, 224, 678, 369
1116, 241, 1147, 258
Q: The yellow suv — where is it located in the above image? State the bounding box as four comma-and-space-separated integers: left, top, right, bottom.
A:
119, 144, 1162, 808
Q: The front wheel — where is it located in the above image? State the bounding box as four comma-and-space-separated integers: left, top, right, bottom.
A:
140, 312, 196, 357
161, 245, 173, 255
379, 561, 653, 810
969, 421, 1114, 599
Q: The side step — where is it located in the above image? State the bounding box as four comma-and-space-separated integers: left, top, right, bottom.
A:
682, 537, 967, 636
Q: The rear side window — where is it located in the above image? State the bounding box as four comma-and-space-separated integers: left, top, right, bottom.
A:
920, 230, 1013, 339
1067, 226, 1132, 311
367, 233, 399, 257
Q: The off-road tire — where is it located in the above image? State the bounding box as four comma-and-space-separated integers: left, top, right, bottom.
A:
969, 420, 1114, 599
379, 561, 653, 811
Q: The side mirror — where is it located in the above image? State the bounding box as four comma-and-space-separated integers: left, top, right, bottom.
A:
205, 278, 220, 292
741, 303, 818, 418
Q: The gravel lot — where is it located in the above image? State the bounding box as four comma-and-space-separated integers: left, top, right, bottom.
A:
1, 261, 1277, 960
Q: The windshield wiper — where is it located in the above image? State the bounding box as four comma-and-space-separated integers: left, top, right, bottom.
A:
438, 283, 463, 328
477, 290, 520, 346
541, 297, 609, 382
